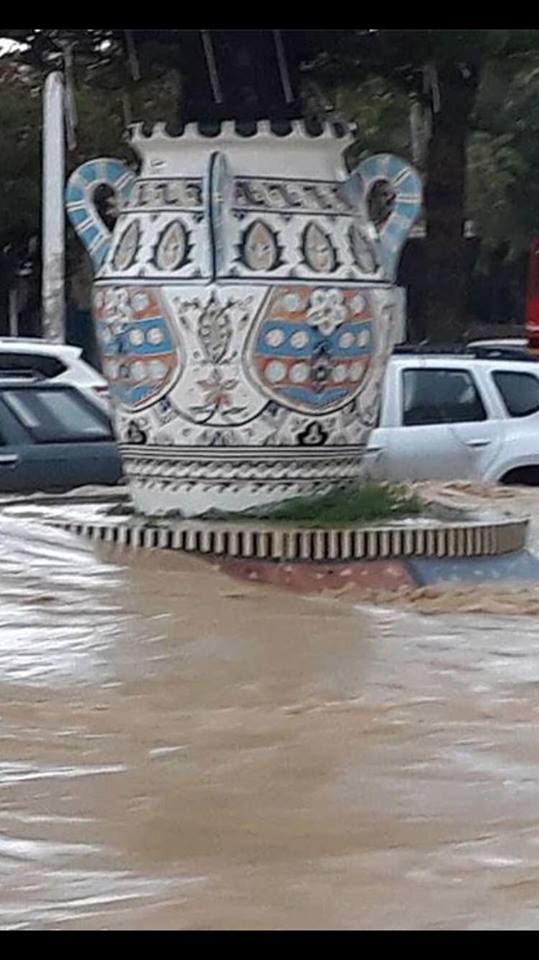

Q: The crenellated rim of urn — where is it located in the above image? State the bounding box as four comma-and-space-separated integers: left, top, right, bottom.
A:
128, 117, 355, 145
128, 118, 356, 178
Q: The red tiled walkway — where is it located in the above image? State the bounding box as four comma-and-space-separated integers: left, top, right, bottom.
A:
216, 557, 415, 595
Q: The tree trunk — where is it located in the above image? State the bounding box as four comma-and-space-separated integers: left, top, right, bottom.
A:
418, 64, 480, 342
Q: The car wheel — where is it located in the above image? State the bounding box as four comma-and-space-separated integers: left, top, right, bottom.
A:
501, 466, 539, 486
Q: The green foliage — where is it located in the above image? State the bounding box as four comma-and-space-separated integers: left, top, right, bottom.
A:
467, 132, 526, 260
334, 77, 413, 167
3, 29, 539, 332
0, 63, 40, 250
469, 52, 539, 258
202, 483, 424, 528
66, 73, 179, 168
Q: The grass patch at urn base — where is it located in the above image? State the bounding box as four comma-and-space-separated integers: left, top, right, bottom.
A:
116, 482, 472, 528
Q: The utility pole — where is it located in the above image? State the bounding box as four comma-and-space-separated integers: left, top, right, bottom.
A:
41, 71, 65, 343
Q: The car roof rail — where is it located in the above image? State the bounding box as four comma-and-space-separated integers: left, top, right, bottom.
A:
392, 343, 536, 362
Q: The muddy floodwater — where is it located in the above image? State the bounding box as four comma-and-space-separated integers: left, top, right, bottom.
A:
2, 484, 539, 929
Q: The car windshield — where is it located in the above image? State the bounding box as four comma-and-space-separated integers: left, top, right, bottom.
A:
2, 387, 113, 443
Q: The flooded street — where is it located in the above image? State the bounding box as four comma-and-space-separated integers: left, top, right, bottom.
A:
2, 487, 539, 928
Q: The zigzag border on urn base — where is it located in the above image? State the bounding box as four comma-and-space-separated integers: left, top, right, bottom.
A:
119, 442, 366, 516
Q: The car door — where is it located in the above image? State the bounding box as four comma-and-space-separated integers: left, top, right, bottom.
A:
0, 395, 43, 492
0, 385, 121, 492
0, 435, 82, 492
366, 363, 504, 482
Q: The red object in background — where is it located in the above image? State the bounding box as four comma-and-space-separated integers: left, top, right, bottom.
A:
526, 238, 539, 354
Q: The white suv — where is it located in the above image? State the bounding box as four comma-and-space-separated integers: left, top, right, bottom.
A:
364, 348, 539, 484
0, 339, 109, 411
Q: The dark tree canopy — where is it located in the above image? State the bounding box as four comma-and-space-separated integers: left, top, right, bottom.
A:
3, 27, 539, 337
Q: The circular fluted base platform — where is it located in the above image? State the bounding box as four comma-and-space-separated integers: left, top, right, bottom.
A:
51, 513, 528, 561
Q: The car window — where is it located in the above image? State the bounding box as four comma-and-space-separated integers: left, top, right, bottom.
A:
1, 388, 113, 443
402, 368, 487, 426
0, 353, 66, 379
493, 370, 539, 417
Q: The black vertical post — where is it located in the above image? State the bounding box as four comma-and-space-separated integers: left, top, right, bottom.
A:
178, 30, 307, 129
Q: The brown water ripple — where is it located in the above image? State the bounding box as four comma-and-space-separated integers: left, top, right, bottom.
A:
0, 487, 539, 928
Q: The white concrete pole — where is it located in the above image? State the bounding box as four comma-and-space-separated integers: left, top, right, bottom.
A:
41, 71, 65, 343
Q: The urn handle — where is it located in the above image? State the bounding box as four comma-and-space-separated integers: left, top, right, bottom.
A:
65, 158, 136, 272
341, 153, 423, 281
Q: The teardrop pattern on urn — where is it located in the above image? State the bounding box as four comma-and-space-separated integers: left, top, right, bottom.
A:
112, 219, 140, 272
301, 222, 337, 274
154, 220, 190, 272
348, 223, 379, 274
240, 219, 281, 272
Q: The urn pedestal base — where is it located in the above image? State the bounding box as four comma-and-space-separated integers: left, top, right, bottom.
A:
118, 443, 366, 518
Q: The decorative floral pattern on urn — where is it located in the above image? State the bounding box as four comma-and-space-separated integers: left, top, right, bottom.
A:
66, 121, 422, 516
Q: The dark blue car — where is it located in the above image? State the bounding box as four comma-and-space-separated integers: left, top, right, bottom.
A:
0, 378, 123, 492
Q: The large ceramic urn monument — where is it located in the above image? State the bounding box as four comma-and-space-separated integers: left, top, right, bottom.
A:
66, 31, 422, 517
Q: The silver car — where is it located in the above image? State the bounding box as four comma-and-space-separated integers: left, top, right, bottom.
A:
0, 338, 109, 410
365, 350, 539, 485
